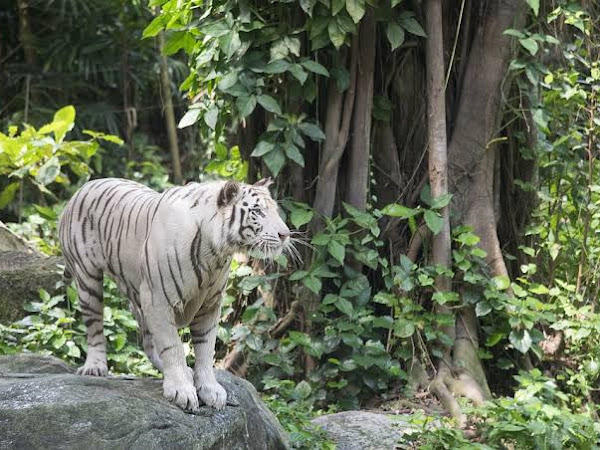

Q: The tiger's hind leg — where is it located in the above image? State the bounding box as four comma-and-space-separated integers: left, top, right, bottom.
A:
130, 301, 163, 372
75, 271, 108, 376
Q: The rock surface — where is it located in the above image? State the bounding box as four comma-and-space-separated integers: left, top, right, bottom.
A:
312, 410, 414, 450
0, 251, 63, 323
0, 354, 289, 450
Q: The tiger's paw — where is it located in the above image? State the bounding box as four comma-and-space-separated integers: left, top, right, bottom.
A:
197, 381, 227, 410
163, 378, 199, 412
77, 361, 108, 377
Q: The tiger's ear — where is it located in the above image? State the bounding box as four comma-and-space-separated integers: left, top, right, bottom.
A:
217, 180, 241, 208
254, 177, 273, 188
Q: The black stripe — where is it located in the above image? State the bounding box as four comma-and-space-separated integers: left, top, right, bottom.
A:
191, 229, 204, 289
160, 345, 175, 357
192, 337, 208, 345
191, 324, 215, 338
167, 252, 184, 304
157, 262, 174, 306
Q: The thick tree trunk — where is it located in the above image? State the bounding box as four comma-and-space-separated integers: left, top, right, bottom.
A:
312, 43, 358, 227
344, 11, 376, 211
158, 32, 183, 184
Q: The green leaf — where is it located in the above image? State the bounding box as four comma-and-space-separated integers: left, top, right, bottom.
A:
509, 329, 532, 354
257, 95, 282, 115
398, 16, 426, 37
218, 72, 238, 91
526, 0, 539, 16
303, 275, 322, 294
492, 275, 511, 291
519, 37, 539, 55
394, 320, 415, 338
300, 0, 317, 16
53, 105, 76, 143
290, 208, 313, 228
328, 20, 346, 49
293, 380, 312, 400
301, 60, 330, 77
236, 95, 257, 118
142, 15, 167, 38
219, 30, 242, 59
475, 301, 492, 317
289, 64, 308, 85
298, 122, 326, 140
36, 157, 61, 186
386, 22, 405, 50
334, 296, 353, 316
251, 141, 275, 157
33, 204, 58, 220
204, 107, 219, 129
430, 193, 453, 209
381, 203, 419, 218
424, 210, 443, 234
178, 108, 201, 129
0, 182, 19, 209
328, 240, 346, 264
263, 147, 286, 176
332, 0, 346, 15
164, 31, 194, 55
285, 145, 305, 167
503, 29, 526, 38
345, 0, 366, 24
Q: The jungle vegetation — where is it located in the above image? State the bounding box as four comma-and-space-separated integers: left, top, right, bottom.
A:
2, 0, 600, 448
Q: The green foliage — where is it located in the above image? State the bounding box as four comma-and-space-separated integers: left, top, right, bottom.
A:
146, 0, 425, 178
0, 278, 157, 377
401, 370, 600, 449
0, 106, 121, 214
262, 378, 335, 450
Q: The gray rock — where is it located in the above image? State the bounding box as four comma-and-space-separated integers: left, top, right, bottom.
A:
312, 410, 414, 450
0, 251, 64, 324
0, 354, 289, 450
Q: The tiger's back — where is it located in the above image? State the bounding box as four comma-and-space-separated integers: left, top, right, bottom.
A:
59, 178, 158, 301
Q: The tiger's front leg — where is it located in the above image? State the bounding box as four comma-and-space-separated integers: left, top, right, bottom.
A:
190, 300, 227, 409
140, 281, 199, 411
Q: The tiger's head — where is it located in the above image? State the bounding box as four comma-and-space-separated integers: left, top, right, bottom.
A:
218, 178, 293, 259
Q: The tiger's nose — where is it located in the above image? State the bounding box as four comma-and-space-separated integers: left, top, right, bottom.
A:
278, 230, 290, 242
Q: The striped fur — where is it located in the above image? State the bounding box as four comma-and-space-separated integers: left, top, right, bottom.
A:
58, 177, 289, 410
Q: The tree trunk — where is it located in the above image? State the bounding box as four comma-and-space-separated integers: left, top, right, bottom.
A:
312, 43, 358, 227
344, 11, 376, 211
158, 32, 183, 184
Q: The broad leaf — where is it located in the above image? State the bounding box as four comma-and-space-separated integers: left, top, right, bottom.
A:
381, 203, 419, 218
398, 16, 426, 37
285, 144, 305, 167
36, 157, 61, 186
263, 147, 286, 176
290, 208, 313, 228
424, 210, 443, 234
328, 240, 346, 264
298, 122, 326, 140
526, 0, 539, 16
346, 0, 366, 24
236, 95, 257, 118
251, 141, 275, 157
204, 107, 219, 129
301, 60, 330, 77
257, 95, 282, 115
386, 22, 405, 50
178, 108, 201, 128
509, 329, 532, 354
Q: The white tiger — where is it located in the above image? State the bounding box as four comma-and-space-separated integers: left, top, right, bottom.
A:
58, 177, 290, 410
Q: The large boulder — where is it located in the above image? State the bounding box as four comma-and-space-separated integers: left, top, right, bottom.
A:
0, 221, 64, 323
0, 354, 289, 450
312, 410, 414, 450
